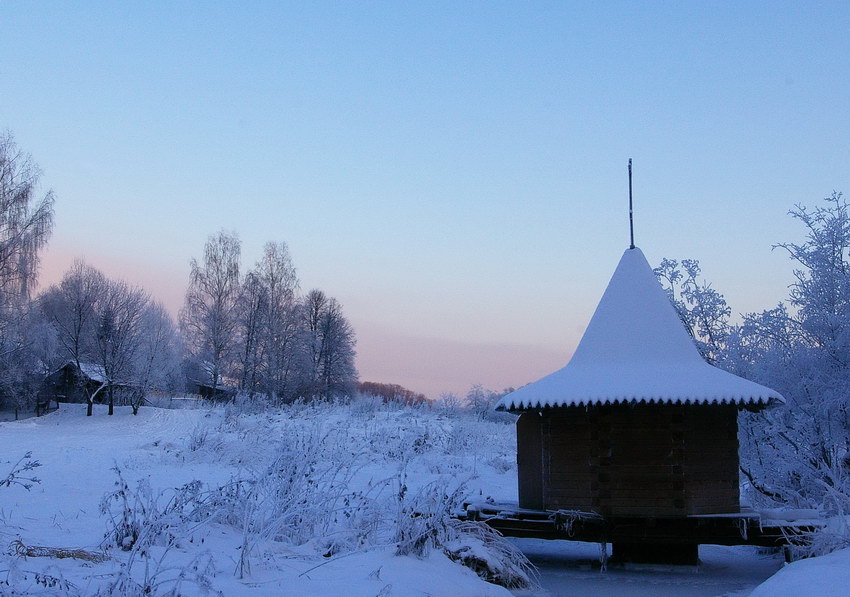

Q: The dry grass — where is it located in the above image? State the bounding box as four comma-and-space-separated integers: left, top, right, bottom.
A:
10, 539, 109, 563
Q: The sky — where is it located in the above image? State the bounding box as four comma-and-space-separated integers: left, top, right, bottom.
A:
2, 2, 849, 397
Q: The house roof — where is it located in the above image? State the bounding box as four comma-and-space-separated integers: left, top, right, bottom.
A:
496, 247, 785, 411
78, 362, 107, 384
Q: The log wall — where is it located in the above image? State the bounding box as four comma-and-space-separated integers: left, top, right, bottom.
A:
516, 403, 740, 517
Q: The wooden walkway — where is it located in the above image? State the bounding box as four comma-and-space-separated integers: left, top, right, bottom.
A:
460, 501, 822, 560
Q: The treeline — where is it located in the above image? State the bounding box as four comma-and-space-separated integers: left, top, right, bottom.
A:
357, 381, 428, 405
180, 231, 357, 404
0, 132, 357, 417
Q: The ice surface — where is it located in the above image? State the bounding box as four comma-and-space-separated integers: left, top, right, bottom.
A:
511, 539, 784, 597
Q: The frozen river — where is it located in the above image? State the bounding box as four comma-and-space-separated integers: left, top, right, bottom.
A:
511, 539, 783, 597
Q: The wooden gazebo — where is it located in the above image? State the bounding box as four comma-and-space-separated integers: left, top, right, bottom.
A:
493, 246, 785, 562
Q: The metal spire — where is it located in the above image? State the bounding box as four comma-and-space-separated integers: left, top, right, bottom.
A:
629, 158, 635, 249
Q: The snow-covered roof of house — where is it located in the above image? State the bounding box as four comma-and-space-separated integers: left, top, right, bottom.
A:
496, 247, 785, 411
49, 361, 107, 383
78, 362, 107, 384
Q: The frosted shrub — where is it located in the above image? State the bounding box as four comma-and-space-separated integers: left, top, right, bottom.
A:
217, 425, 384, 577
231, 391, 271, 414
1, 452, 41, 491
84, 396, 523, 589
0, 561, 79, 596
775, 460, 850, 558
96, 548, 220, 597
466, 385, 515, 423
97, 467, 220, 596
392, 476, 536, 589
186, 423, 210, 452
100, 467, 205, 552
348, 393, 385, 419
485, 456, 514, 474
444, 520, 538, 589
393, 478, 467, 558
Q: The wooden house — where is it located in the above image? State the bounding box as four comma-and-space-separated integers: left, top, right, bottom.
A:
42, 361, 108, 404
495, 247, 784, 560
42, 361, 140, 405
194, 381, 237, 402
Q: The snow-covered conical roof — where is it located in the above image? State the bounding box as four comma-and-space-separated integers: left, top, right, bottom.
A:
496, 247, 785, 411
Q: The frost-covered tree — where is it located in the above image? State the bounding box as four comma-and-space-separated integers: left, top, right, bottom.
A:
132, 301, 181, 414
730, 193, 850, 523
233, 241, 302, 401
0, 132, 55, 414
181, 233, 356, 403
253, 242, 301, 402
39, 261, 106, 415
41, 263, 180, 416
302, 289, 357, 399
654, 258, 731, 364
91, 278, 150, 415
236, 270, 266, 396
181, 231, 241, 393
0, 306, 55, 418
0, 132, 54, 303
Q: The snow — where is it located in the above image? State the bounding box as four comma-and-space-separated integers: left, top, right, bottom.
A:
497, 247, 785, 411
78, 362, 107, 383
3, 400, 839, 596
0, 402, 519, 595
512, 540, 783, 597
749, 547, 850, 597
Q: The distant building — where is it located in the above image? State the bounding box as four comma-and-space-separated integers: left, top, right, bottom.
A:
192, 381, 237, 401
41, 361, 136, 404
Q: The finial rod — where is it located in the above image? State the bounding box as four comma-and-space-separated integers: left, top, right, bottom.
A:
629, 158, 635, 249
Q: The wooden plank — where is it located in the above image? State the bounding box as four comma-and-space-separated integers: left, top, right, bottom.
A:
600, 488, 688, 500
547, 472, 597, 483
603, 506, 686, 517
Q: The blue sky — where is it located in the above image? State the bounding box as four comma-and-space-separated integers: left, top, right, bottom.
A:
2, 2, 849, 396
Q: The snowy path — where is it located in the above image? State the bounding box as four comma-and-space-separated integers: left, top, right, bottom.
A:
511, 539, 783, 597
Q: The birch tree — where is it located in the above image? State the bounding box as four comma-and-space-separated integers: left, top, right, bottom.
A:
92, 279, 150, 415
180, 231, 241, 392
255, 242, 300, 402
235, 241, 301, 401
0, 132, 54, 413
236, 271, 266, 396
0, 131, 54, 303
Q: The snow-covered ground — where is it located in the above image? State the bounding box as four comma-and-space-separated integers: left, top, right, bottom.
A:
0, 401, 519, 595
749, 546, 850, 597
0, 400, 841, 596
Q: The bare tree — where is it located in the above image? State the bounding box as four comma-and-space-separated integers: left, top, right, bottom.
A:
255, 242, 300, 402
235, 242, 301, 401
92, 279, 150, 415
303, 289, 357, 399
0, 132, 55, 414
0, 305, 55, 418
236, 271, 266, 396
39, 261, 106, 416
128, 301, 180, 415
180, 231, 241, 393
0, 132, 54, 303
